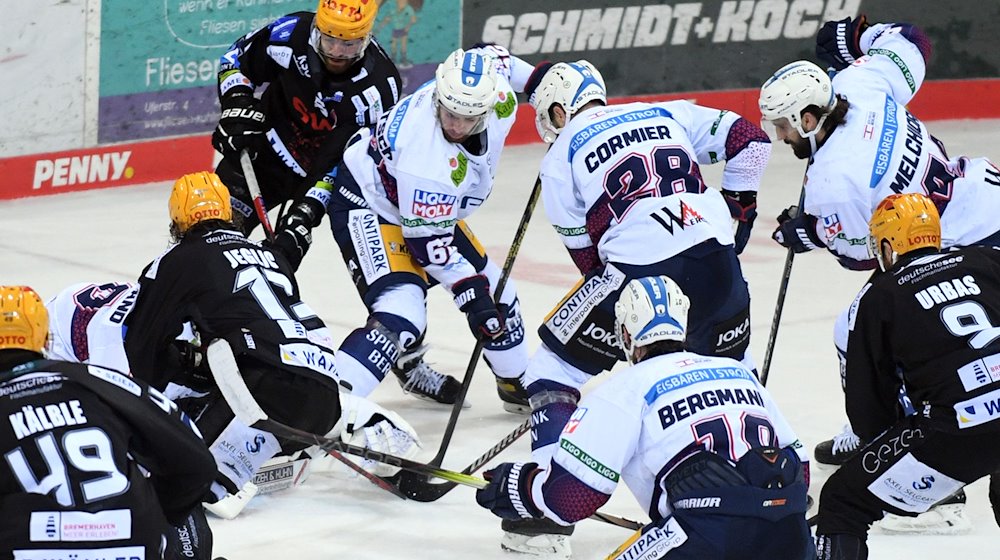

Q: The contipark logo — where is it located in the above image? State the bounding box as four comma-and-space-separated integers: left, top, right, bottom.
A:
480, 0, 857, 54
33, 151, 133, 189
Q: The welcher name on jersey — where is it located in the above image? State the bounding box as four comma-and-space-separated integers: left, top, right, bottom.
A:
658, 387, 763, 428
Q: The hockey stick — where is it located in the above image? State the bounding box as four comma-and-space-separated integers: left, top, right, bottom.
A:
759, 180, 807, 386
425, 172, 544, 467
206, 338, 409, 499
239, 150, 276, 242
401, 417, 531, 502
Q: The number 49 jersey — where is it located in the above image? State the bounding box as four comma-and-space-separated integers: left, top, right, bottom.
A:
540, 100, 757, 267
0, 361, 215, 554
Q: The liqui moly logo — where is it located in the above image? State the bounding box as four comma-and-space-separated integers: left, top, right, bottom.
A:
33, 151, 133, 189
412, 190, 457, 219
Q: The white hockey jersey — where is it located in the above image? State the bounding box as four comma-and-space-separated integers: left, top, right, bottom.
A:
45, 282, 137, 374
340, 46, 532, 290
806, 22, 1000, 266
540, 100, 767, 267
531, 351, 805, 522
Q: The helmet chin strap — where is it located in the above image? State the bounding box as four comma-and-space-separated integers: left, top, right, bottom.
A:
800, 113, 829, 156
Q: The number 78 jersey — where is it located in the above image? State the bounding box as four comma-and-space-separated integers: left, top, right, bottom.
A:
540, 100, 741, 267
548, 351, 805, 520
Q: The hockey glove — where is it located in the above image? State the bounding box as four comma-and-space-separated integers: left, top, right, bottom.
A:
212, 93, 267, 158
772, 205, 823, 253
816, 14, 870, 71
271, 194, 327, 271
453, 275, 505, 341
476, 461, 543, 520
722, 189, 758, 255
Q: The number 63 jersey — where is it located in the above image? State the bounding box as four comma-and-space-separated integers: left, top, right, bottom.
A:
539, 100, 761, 268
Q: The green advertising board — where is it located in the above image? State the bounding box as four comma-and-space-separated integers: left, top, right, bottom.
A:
99, 0, 458, 142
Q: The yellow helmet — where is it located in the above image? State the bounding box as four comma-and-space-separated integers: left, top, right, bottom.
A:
0, 286, 49, 353
869, 193, 942, 271
169, 172, 233, 233
315, 0, 378, 40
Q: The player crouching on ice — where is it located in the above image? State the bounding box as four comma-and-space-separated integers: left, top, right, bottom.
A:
475, 276, 812, 560
45, 172, 422, 519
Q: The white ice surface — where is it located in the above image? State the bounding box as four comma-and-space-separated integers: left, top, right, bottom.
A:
2, 120, 999, 559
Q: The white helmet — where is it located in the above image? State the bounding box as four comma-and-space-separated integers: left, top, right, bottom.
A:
528, 60, 606, 143
759, 60, 836, 138
614, 276, 690, 363
434, 49, 500, 135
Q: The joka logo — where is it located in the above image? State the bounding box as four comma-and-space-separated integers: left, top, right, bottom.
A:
412, 190, 457, 219
33, 151, 133, 189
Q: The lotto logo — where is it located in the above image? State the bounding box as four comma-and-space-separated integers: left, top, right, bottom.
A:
192, 209, 222, 220
1, 335, 27, 344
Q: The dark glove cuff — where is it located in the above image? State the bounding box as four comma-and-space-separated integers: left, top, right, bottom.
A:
722, 189, 758, 222
453, 275, 490, 311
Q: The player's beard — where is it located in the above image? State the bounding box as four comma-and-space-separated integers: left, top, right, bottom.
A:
787, 136, 812, 159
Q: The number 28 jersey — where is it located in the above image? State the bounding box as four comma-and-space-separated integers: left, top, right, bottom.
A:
539, 100, 753, 268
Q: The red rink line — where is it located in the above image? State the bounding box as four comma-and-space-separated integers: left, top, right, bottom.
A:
2, 79, 997, 201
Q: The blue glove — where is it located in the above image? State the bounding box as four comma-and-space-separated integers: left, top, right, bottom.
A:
453, 275, 505, 341
816, 14, 870, 71
772, 205, 823, 253
722, 189, 757, 255
475, 462, 542, 520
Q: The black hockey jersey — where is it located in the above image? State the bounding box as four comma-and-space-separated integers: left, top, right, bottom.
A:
220, 11, 401, 180
0, 356, 215, 556
124, 228, 336, 392
845, 246, 1000, 440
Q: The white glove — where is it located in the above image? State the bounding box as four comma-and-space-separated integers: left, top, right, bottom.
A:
328, 393, 422, 477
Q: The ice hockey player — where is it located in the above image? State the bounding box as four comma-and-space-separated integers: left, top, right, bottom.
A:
814, 193, 1000, 558
0, 285, 218, 559
492, 59, 770, 555
117, 171, 420, 510
759, 14, 1000, 483
476, 276, 812, 560
316, 44, 540, 409
211, 0, 400, 263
